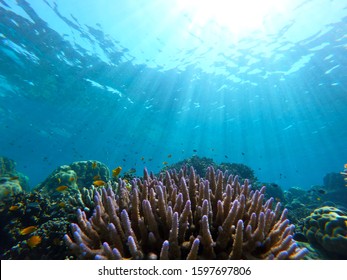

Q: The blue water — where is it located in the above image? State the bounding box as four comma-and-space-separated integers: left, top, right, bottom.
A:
0, 0, 346, 189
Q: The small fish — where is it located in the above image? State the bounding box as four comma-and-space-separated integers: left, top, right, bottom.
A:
167, 154, 172, 158
69, 177, 75, 182
241, 152, 245, 155
58, 202, 66, 208
141, 157, 145, 161
318, 189, 326, 194
57, 178, 61, 184
20, 226, 37, 235
193, 149, 197, 152
112, 166, 122, 177
129, 168, 136, 173
9, 176, 19, 180
92, 161, 97, 169
27, 235, 42, 248
163, 161, 168, 165
317, 197, 321, 201
224, 155, 228, 158
56, 185, 68, 192
344, 163, 347, 169
93, 175, 101, 180
93, 180, 106, 187
9, 205, 19, 211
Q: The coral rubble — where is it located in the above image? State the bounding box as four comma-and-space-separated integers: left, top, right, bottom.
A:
64, 166, 308, 260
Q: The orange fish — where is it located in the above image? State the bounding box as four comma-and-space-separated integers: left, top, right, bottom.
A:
93, 180, 106, 187
93, 175, 101, 180
92, 161, 97, 169
112, 166, 122, 177
9, 205, 19, 211
344, 163, 347, 169
56, 185, 68, 192
20, 226, 37, 235
9, 176, 19, 180
27, 235, 42, 248
69, 177, 75, 182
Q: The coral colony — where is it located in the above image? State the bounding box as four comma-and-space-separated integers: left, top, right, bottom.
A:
64, 166, 308, 260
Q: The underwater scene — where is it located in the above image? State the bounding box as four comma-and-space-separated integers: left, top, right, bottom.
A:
0, 0, 347, 260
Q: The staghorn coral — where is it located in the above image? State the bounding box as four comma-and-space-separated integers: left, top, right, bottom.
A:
64, 166, 308, 260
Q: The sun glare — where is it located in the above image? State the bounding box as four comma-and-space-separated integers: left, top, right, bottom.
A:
176, 0, 289, 38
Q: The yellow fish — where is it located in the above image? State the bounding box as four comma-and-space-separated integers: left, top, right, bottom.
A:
20, 226, 37, 235
27, 235, 42, 248
163, 161, 168, 165
58, 202, 66, 208
93, 180, 106, 187
92, 161, 97, 169
56, 185, 68, 192
112, 166, 122, 177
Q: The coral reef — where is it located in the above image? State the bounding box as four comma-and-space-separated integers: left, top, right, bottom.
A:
64, 166, 307, 260
255, 183, 285, 204
302, 206, 347, 258
35, 160, 110, 194
163, 156, 216, 177
163, 156, 257, 183
323, 172, 345, 191
217, 162, 257, 183
0, 191, 72, 259
34, 160, 111, 210
284, 187, 321, 226
0, 156, 30, 197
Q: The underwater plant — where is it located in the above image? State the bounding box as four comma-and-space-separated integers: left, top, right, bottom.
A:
64, 166, 308, 260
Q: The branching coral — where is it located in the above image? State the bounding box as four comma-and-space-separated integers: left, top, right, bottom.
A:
64, 166, 308, 260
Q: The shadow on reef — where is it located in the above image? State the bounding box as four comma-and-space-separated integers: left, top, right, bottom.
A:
1, 156, 347, 259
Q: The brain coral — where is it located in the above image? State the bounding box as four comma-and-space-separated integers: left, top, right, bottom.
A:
303, 206, 347, 257
64, 166, 307, 260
